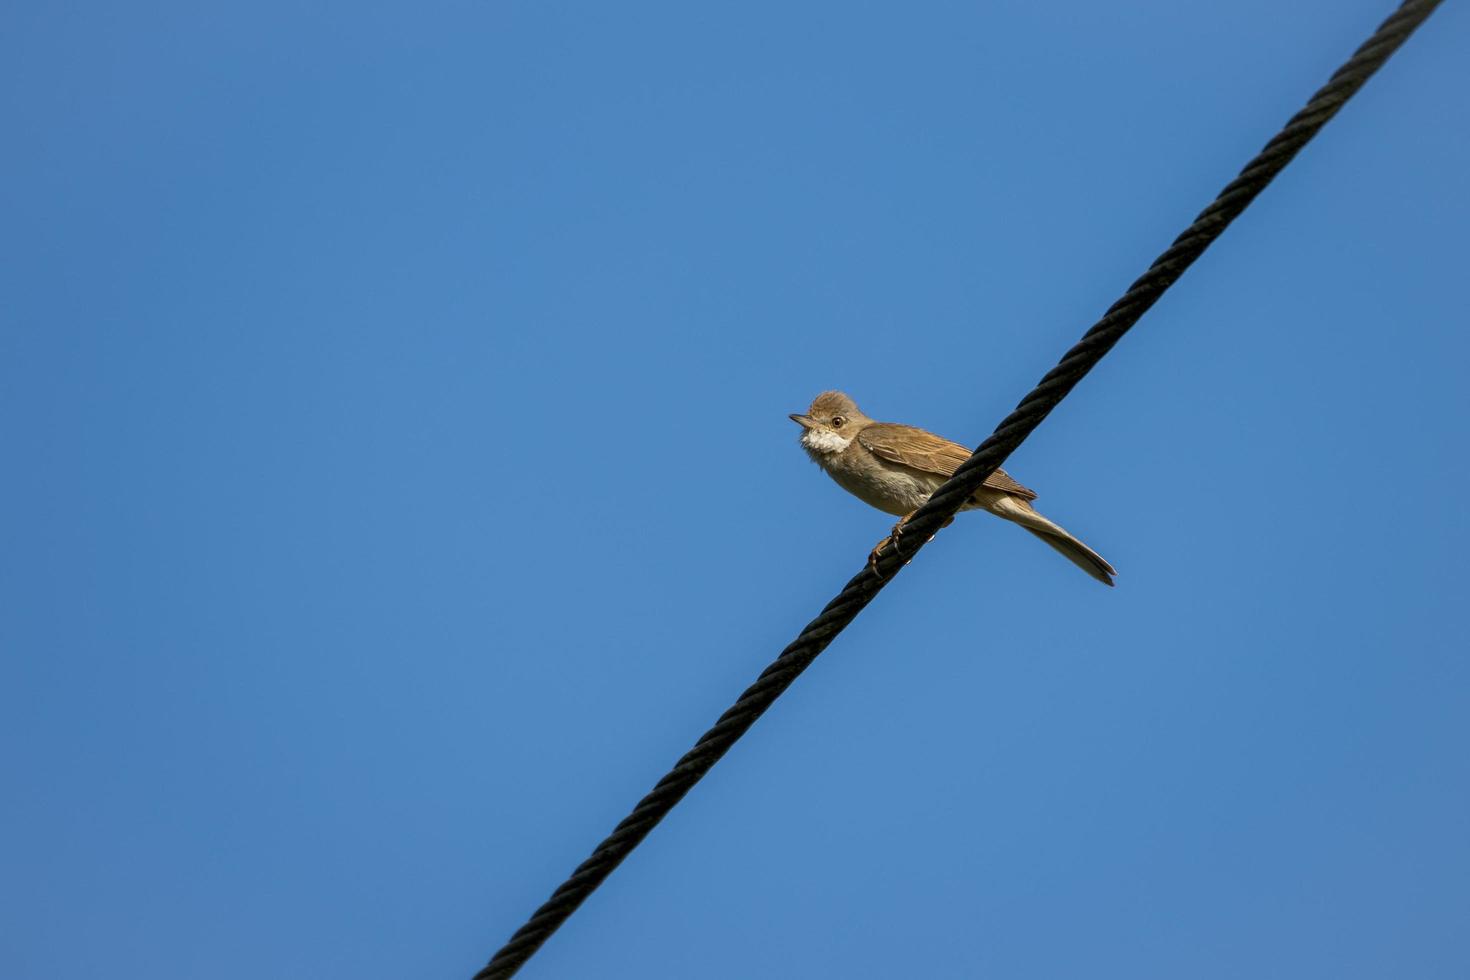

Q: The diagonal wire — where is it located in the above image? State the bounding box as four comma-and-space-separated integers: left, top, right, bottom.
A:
473, 2, 1442, 975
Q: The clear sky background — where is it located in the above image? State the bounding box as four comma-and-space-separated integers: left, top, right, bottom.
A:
3, 2, 1467, 978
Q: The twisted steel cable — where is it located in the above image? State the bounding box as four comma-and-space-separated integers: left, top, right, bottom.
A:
474, 2, 1442, 975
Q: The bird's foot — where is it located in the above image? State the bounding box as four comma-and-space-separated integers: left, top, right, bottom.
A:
867, 515, 913, 578
867, 512, 952, 578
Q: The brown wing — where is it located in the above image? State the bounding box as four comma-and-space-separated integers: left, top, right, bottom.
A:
857, 423, 1039, 501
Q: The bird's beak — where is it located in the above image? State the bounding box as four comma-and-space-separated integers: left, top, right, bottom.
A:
789, 413, 815, 429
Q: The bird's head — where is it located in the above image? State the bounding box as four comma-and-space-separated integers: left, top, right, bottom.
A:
790, 390, 869, 456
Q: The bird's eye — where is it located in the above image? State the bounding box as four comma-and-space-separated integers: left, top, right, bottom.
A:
832, 416, 845, 428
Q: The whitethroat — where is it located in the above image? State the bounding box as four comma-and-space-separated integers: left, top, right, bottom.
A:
791, 390, 1115, 585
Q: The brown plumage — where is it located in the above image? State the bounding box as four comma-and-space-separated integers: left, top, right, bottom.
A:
791, 391, 1116, 586
857, 423, 1039, 500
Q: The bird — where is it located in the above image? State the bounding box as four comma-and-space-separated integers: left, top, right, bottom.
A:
790, 390, 1116, 586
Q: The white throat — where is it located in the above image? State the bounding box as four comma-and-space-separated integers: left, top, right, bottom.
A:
801, 428, 852, 455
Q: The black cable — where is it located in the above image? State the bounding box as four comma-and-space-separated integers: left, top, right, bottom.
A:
473, 2, 1442, 975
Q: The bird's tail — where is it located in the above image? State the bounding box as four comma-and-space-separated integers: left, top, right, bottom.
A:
989, 497, 1116, 587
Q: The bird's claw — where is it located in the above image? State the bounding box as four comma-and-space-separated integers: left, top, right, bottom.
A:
867, 540, 888, 577
868, 519, 909, 578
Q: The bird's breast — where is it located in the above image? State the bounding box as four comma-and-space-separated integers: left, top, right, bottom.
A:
822, 448, 946, 517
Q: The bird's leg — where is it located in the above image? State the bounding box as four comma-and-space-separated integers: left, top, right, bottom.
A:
868, 512, 954, 577
868, 511, 916, 577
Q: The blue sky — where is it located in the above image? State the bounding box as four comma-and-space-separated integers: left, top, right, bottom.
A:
3, 2, 1467, 977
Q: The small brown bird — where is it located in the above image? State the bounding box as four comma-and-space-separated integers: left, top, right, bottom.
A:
790, 391, 1116, 586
